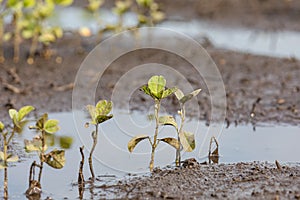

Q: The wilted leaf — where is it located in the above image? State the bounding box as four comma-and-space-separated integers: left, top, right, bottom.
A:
96, 100, 113, 115
179, 131, 195, 152
148, 75, 166, 99
59, 136, 73, 149
9, 109, 18, 120
0, 121, 4, 132
44, 119, 59, 134
0, 162, 6, 169
159, 115, 177, 129
44, 149, 65, 169
96, 114, 113, 124
162, 87, 177, 99
179, 89, 201, 104
86, 105, 97, 124
36, 113, 48, 130
0, 151, 4, 160
174, 88, 184, 100
24, 138, 47, 153
158, 137, 180, 149
7, 154, 19, 162
128, 135, 149, 152
209, 136, 219, 164
18, 105, 34, 121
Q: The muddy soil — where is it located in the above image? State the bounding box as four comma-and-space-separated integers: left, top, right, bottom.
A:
97, 160, 300, 199
0, 0, 300, 199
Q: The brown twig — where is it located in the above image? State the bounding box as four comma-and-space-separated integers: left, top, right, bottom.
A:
78, 146, 85, 199
53, 83, 74, 92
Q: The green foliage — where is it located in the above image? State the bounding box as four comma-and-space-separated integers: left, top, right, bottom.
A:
141, 75, 177, 100
85, 99, 113, 178
86, 100, 113, 125
29, 113, 60, 134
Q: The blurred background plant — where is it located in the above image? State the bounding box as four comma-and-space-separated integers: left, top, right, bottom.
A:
0, 0, 165, 64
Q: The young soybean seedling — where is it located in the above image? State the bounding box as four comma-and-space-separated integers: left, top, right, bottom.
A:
86, 100, 113, 179
0, 105, 35, 199
128, 75, 178, 171
25, 113, 65, 196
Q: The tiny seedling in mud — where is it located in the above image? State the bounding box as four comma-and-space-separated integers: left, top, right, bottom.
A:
86, 100, 113, 179
0, 105, 34, 199
128, 75, 178, 171
25, 113, 65, 196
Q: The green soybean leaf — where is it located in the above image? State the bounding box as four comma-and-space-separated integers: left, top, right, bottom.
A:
86, 105, 97, 124
7, 154, 19, 162
0, 151, 4, 160
24, 0, 36, 7
96, 114, 113, 124
44, 119, 59, 134
162, 87, 177, 99
128, 135, 149, 152
0, 121, 4, 132
59, 136, 73, 149
158, 137, 180, 149
140, 85, 152, 96
44, 149, 65, 169
18, 105, 34, 121
53, 0, 73, 6
96, 100, 113, 115
159, 115, 177, 129
179, 131, 195, 152
148, 75, 166, 99
180, 89, 201, 104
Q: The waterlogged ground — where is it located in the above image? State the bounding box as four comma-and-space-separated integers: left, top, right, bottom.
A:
0, 111, 299, 199
0, 0, 300, 199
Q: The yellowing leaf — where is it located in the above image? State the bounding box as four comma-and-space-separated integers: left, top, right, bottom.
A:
179, 89, 201, 104
0, 121, 4, 132
59, 136, 73, 149
44, 149, 65, 169
96, 100, 113, 115
128, 135, 149, 152
159, 115, 177, 129
162, 87, 177, 99
174, 88, 184, 100
44, 119, 59, 134
179, 131, 195, 152
24, 138, 47, 153
18, 105, 34, 121
158, 137, 180, 149
86, 105, 97, 124
7, 154, 19, 162
0, 151, 4, 160
9, 109, 18, 120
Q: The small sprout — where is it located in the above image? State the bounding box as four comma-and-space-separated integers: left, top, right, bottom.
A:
128, 75, 178, 171
25, 113, 65, 194
86, 100, 113, 179
1, 105, 34, 199
208, 136, 219, 164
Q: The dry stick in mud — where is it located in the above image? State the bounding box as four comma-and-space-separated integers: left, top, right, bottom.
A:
78, 146, 85, 199
86, 100, 113, 179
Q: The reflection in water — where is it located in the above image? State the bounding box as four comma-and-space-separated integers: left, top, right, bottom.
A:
0, 110, 299, 199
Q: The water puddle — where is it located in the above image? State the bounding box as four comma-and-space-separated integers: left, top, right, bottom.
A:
48, 7, 300, 59
1, 110, 299, 199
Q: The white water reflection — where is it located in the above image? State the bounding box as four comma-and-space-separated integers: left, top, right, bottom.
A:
1, 110, 299, 199
48, 7, 300, 59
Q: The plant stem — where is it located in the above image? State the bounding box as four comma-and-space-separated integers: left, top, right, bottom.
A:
38, 130, 46, 183
149, 99, 160, 171
176, 104, 185, 167
3, 134, 8, 199
0, 15, 4, 63
89, 125, 98, 179
28, 29, 39, 63
13, 10, 21, 63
